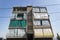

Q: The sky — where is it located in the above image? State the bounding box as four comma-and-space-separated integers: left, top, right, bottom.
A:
0, 0, 60, 39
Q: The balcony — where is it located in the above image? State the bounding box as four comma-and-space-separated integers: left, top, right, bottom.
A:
11, 13, 27, 20
6, 29, 26, 38
9, 20, 26, 28
33, 19, 51, 28
34, 28, 54, 38
33, 13, 49, 20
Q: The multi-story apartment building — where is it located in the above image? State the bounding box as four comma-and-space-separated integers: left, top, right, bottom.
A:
6, 6, 54, 40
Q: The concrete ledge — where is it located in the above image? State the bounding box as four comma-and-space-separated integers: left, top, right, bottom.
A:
6, 38, 26, 40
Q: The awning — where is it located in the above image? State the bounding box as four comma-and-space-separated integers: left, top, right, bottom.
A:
43, 29, 53, 37
34, 29, 43, 38
34, 28, 53, 38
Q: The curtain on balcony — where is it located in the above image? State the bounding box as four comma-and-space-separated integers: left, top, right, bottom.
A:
9, 20, 26, 27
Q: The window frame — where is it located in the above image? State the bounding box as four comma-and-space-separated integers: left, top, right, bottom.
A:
40, 7, 47, 12
33, 13, 40, 19
33, 20, 42, 26
17, 13, 24, 18
11, 13, 17, 18
33, 8, 40, 12
33, 19, 50, 26
33, 7, 47, 12
42, 20, 50, 26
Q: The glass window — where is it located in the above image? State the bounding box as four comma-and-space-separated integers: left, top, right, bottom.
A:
42, 20, 50, 26
11, 14, 17, 18
40, 8, 47, 12
40, 13, 48, 18
24, 13, 27, 19
33, 8, 39, 12
17, 13, 24, 18
18, 29, 26, 37
9, 29, 15, 37
17, 13, 27, 19
33, 20, 41, 26
33, 13, 40, 19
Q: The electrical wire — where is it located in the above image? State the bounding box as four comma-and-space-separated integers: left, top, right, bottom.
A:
42, 4, 60, 6
0, 4, 60, 18
0, 8, 12, 9
0, 12, 60, 18
0, 4, 60, 9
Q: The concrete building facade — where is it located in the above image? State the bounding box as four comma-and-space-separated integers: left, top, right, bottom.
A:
6, 6, 54, 40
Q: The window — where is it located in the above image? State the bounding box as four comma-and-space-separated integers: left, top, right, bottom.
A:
33, 13, 40, 19
33, 20, 41, 26
33, 13, 48, 19
9, 20, 26, 27
33, 7, 47, 12
40, 8, 47, 12
40, 13, 48, 18
24, 13, 27, 19
11, 14, 17, 18
17, 13, 24, 18
42, 20, 50, 26
33, 20, 50, 26
18, 29, 26, 37
33, 8, 40, 12
17, 13, 27, 19
9, 29, 14, 37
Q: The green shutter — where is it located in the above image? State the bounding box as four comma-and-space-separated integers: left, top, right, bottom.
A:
9, 20, 26, 28
21, 20, 26, 27
9, 20, 19, 27
19, 20, 21, 27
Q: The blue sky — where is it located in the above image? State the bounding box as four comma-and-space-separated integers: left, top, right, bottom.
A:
0, 0, 60, 39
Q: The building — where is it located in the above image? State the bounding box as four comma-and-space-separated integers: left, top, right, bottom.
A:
6, 6, 54, 40
0, 37, 4, 40
57, 33, 60, 40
